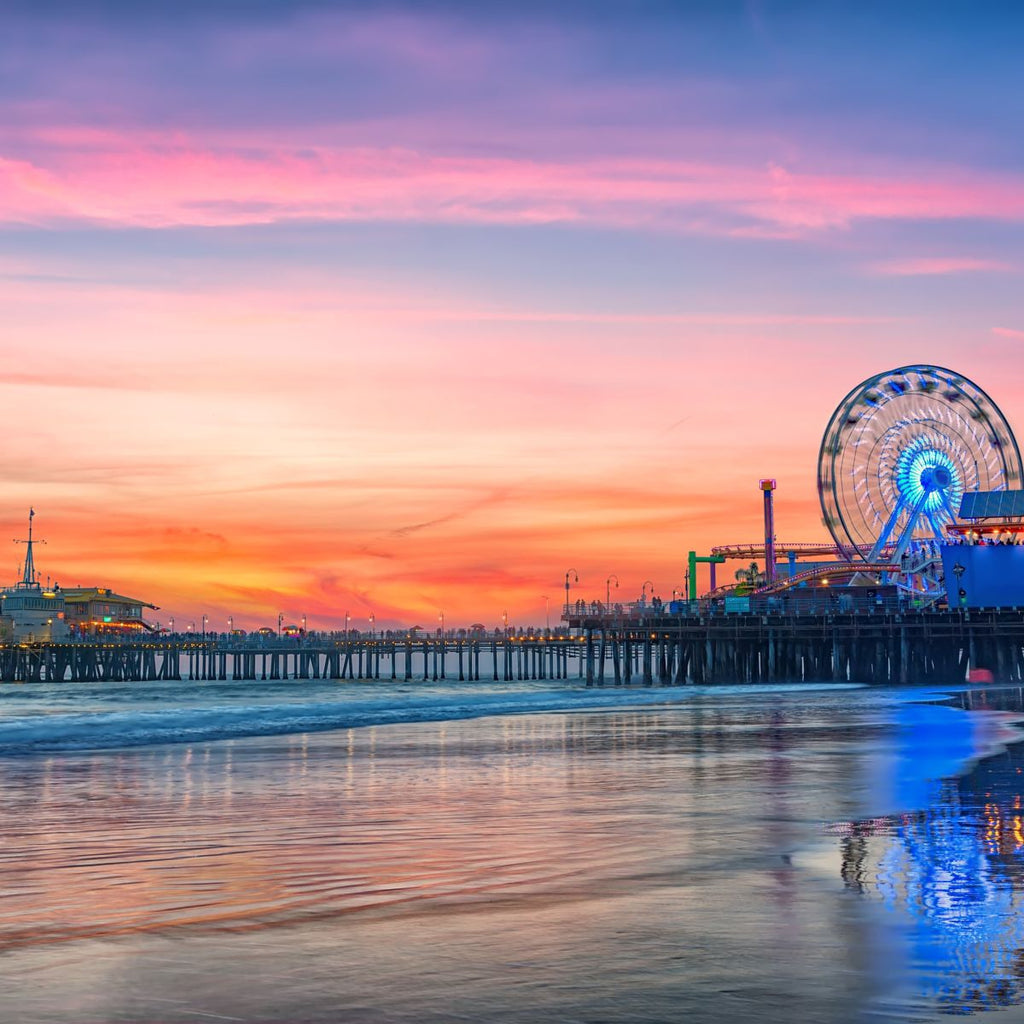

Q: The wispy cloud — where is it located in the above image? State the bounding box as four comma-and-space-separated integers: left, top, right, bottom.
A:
868, 257, 1014, 276
4, 142, 1024, 237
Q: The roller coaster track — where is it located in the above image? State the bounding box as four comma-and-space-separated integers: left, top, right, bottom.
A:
711, 542, 874, 559
752, 563, 901, 596
703, 562, 902, 601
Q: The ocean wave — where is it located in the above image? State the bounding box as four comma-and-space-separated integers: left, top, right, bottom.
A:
0, 681, 872, 754
0, 688, 673, 753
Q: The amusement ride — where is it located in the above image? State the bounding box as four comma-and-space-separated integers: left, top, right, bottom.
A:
708, 364, 1024, 605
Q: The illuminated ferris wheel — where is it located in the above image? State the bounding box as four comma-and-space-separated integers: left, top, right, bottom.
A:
818, 365, 1023, 561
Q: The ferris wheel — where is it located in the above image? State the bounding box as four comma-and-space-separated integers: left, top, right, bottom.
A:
818, 365, 1022, 562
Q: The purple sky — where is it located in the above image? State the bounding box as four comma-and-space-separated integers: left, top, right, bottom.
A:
2, 2, 1023, 628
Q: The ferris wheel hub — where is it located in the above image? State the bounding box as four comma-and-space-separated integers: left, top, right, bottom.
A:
919, 465, 951, 491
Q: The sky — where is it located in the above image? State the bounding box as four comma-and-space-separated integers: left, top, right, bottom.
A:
2, 1, 1023, 631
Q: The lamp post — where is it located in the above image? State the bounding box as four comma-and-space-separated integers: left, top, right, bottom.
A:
344, 610, 350, 639
368, 613, 375, 640
641, 581, 654, 610
953, 561, 967, 607
228, 615, 233, 634
605, 573, 619, 610
277, 612, 283, 636
169, 616, 175, 634
301, 613, 307, 635
564, 568, 579, 615
502, 610, 508, 636
188, 621, 195, 634
438, 610, 445, 638
201, 614, 208, 638
541, 595, 549, 630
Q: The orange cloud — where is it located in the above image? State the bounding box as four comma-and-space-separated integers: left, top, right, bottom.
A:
0, 261, 1013, 630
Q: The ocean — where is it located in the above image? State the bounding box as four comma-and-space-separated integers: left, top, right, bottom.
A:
1, 677, 1023, 1022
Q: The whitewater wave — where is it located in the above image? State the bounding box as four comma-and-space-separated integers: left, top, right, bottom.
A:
0, 688, 675, 753
0, 681, 871, 754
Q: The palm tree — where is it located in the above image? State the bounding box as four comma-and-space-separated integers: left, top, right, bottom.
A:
734, 561, 765, 593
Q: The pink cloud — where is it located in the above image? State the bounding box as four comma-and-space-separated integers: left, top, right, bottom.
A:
868, 257, 1014, 276
993, 327, 1024, 340
4, 138, 1024, 235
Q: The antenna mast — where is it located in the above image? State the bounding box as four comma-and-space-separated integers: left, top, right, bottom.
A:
13, 508, 45, 587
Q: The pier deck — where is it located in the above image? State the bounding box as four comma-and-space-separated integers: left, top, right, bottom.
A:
1, 609, 1023, 685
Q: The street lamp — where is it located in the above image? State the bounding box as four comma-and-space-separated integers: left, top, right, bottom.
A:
564, 568, 579, 614
541, 595, 549, 630
438, 610, 445, 637
277, 612, 283, 636
368, 613, 375, 639
605, 573, 619, 610
301, 614, 307, 635
188, 621, 195, 633
502, 610, 508, 636
344, 610, 350, 638
201, 614, 208, 638
169, 616, 175, 634
228, 615, 234, 634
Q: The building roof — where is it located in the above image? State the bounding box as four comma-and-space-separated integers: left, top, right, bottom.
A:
60, 587, 158, 610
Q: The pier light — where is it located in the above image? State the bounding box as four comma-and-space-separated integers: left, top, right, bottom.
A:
368, 613, 374, 640
277, 612, 284, 635
302, 614, 307, 634
605, 574, 619, 610
564, 568, 579, 616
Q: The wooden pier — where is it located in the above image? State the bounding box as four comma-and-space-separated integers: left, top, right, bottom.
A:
2, 609, 1024, 685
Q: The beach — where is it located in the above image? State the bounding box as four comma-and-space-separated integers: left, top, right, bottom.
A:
1, 680, 1022, 1022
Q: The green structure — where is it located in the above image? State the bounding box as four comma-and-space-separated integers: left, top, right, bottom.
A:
688, 550, 726, 601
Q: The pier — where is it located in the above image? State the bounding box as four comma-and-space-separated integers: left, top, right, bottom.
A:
2, 609, 1024, 685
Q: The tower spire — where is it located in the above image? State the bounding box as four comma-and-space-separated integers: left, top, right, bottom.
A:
14, 508, 44, 587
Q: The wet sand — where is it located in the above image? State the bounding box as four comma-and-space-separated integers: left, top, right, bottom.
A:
1, 686, 1021, 1022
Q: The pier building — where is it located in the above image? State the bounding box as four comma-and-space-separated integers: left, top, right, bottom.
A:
940, 489, 1024, 609
62, 587, 158, 635
0, 510, 67, 642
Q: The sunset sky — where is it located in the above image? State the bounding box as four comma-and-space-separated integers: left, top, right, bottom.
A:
2, 2, 1023, 630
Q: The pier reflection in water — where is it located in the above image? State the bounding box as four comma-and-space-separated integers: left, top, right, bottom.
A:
1, 686, 1024, 1021
837, 687, 1024, 1017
